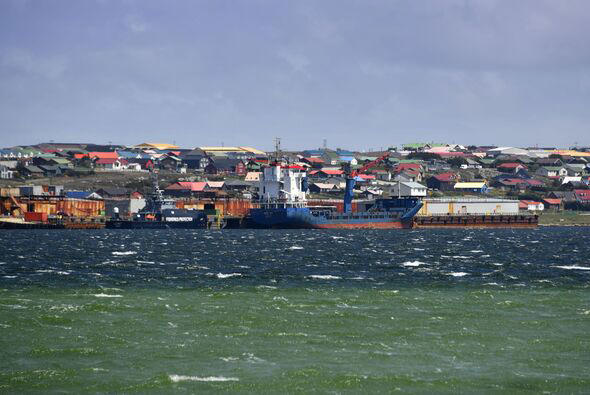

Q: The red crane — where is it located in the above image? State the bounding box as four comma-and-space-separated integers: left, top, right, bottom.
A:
342, 151, 391, 213
350, 152, 391, 177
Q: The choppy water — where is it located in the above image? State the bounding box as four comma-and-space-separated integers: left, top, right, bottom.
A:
1, 228, 589, 392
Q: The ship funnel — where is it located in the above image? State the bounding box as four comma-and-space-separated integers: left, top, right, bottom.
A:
343, 177, 355, 213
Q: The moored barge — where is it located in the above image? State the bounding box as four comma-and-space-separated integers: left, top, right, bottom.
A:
414, 214, 538, 228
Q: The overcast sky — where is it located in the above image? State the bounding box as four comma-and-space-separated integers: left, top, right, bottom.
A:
1, 0, 589, 151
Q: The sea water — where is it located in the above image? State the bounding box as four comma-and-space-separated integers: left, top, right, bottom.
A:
1, 228, 589, 392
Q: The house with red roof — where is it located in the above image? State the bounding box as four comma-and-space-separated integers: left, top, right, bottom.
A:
426, 172, 459, 191
542, 198, 562, 210
301, 157, 325, 169
394, 163, 422, 172
393, 163, 424, 182
309, 169, 345, 178
495, 178, 527, 190
87, 152, 119, 160
497, 162, 527, 172
164, 182, 208, 197
494, 177, 544, 191
94, 158, 127, 170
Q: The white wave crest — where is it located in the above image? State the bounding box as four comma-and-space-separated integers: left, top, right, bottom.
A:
93, 293, 123, 298
216, 273, 242, 279
402, 261, 427, 267
112, 251, 137, 256
288, 246, 304, 250
308, 275, 341, 280
447, 272, 468, 277
553, 265, 590, 271
169, 374, 239, 382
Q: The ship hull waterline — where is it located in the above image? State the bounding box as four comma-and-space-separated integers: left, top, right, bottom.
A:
247, 205, 420, 229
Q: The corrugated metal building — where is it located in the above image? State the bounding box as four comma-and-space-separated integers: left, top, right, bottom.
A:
104, 198, 146, 218
419, 198, 519, 216
177, 198, 256, 217
1, 196, 104, 217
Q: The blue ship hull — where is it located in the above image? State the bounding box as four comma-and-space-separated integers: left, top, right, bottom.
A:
106, 209, 207, 229
248, 198, 423, 229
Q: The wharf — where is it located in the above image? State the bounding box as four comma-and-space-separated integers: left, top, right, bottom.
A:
206, 214, 246, 229
0, 217, 105, 230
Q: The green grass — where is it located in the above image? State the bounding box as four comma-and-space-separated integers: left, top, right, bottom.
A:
538, 210, 590, 225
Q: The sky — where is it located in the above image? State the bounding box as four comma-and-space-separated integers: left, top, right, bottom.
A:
1, 0, 589, 152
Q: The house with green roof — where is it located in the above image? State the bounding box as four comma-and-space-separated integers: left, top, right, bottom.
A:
402, 143, 448, 151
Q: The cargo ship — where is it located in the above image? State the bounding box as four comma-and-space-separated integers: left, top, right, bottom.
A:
106, 173, 207, 229
247, 160, 423, 229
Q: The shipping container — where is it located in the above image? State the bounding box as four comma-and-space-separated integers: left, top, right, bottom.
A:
0, 188, 20, 197
418, 198, 519, 216
24, 212, 48, 222
176, 198, 256, 217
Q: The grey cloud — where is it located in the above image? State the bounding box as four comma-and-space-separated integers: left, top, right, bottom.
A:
1, 0, 589, 150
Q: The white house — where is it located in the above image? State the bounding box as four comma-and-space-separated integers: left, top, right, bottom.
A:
374, 170, 392, 181
0, 165, 14, 179
536, 166, 568, 177
245, 172, 261, 182
94, 158, 125, 170
391, 181, 427, 197
520, 200, 544, 211
561, 176, 582, 185
124, 163, 142, 171
566, 164, 587, 176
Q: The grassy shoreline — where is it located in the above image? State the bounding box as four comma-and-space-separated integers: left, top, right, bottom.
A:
537, 210, 590, 226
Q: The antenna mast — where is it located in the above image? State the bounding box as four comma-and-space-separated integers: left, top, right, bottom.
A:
274, 137, 282, 163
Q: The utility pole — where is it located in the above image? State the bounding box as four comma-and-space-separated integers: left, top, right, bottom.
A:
274, 137, 282, 163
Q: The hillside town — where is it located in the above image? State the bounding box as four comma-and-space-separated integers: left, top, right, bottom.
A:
1, 141, 590, 227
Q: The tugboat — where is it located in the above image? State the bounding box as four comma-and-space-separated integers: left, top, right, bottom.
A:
248, 152, 423, 229
106, 172, 207, 229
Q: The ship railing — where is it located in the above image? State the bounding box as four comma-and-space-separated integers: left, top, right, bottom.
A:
259, 201, 307, 209
416, 212, 529, 216
423, 197, 519, 203
325, 211, 397, 220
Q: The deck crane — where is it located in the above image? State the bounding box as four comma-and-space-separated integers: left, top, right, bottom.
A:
342, 152, 391, 213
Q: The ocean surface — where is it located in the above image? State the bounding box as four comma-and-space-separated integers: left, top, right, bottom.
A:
1, 227, 589, 393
